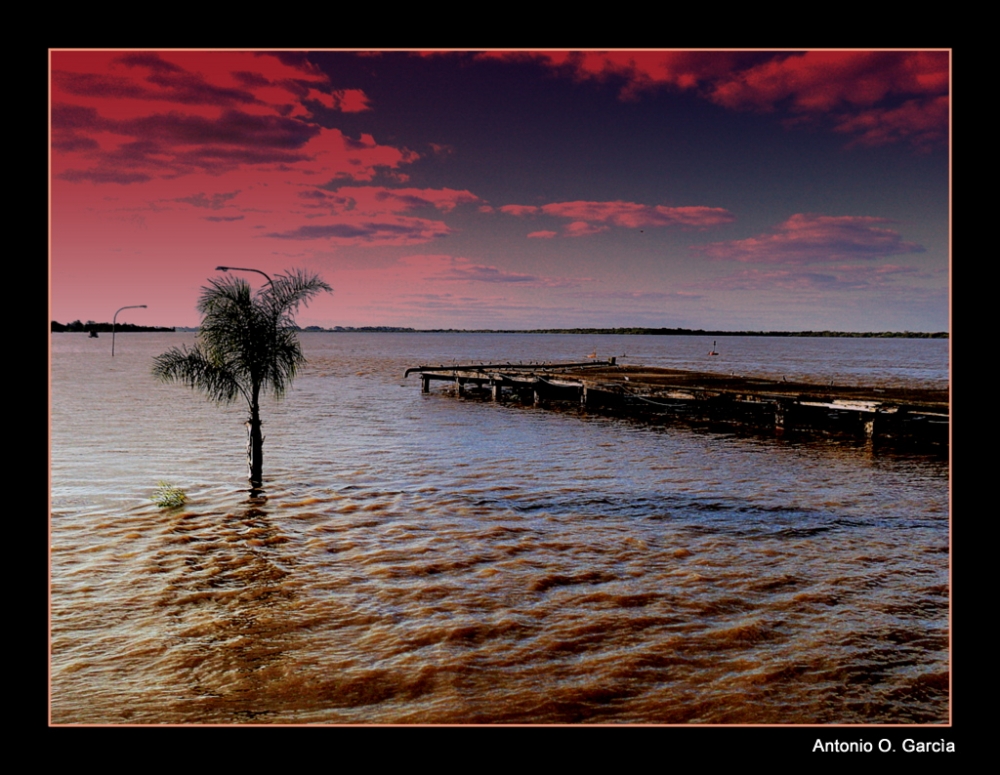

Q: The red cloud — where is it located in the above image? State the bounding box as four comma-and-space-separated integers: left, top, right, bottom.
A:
475, 51, 764, 98
527, 230, 558, 239
477, 50, 948, 149
299, 186, 479, 214
52, 51, 405, 186
708, 51, 948, 150
328, 89, 371, 112
53, 51, 354, 120
692, 214, 925, 264
709, 51, 947, 113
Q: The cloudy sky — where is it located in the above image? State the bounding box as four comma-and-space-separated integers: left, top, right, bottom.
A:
50, 50, 949, 331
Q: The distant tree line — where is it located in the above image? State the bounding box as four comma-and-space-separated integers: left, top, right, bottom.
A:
52, 320, 947, 338
51, 320, 175, 333
302, 325, 416, 332
414, 327, 949, 338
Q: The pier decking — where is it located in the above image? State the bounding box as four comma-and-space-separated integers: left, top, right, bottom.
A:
404, 359, 949, 446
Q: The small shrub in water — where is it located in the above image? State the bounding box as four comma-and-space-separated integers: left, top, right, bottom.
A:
152, 482, 187, 509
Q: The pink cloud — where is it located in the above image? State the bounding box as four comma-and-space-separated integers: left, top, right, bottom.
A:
576, 290, 704, 301
541, 200, 734, 228
527, 230, 558, 239
312, 262, 591, 329
833, 95, 949, 150
500, 199, 734, 237
499, 204, 541, 216
688, 262, 924, 293
398, 255, 587, 287
266, 216, 453, 246
692, 214, 926, 264
385, 291, 582, 327
250, 185, 480, 245
564, 221, 609, 237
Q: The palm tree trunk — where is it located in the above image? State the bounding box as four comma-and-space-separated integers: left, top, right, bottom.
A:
246, 397, 263, 489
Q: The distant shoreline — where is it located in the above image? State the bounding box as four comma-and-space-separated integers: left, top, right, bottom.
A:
51, 321, 175, 333
300, 326, 948, 338
53, 322, 948, 338
282, 326, 950, 338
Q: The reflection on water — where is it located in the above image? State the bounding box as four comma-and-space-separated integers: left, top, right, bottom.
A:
51, 333, 949, 723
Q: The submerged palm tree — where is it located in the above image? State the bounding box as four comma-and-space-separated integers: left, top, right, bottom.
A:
153, 268, 331, 490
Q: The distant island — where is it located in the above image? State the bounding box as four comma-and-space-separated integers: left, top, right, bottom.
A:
52, 322, 948, 338
51, 320, 175, 333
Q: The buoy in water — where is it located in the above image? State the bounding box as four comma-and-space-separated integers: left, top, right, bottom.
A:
708, 340, 718, 356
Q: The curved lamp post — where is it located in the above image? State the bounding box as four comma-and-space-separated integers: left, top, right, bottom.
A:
216, 266, 273, 286
112, 304, 147, 356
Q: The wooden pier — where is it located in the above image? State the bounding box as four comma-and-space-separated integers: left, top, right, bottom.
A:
404, 359, 949, 446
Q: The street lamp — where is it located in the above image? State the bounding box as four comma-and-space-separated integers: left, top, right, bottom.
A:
216, 266, 273, 285
112, 305, 147, 357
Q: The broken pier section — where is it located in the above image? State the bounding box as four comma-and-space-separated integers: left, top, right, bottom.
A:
404, 359, 949, 446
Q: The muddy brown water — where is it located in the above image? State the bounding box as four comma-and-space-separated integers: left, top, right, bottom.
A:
51, 333, 949, 724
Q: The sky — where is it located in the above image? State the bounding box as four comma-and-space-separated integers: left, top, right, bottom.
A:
50, 50, 950, 332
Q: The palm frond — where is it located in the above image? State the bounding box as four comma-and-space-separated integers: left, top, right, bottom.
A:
266, 268, 329, 310
154, 267, 331, 407
152, 344, 246, 405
